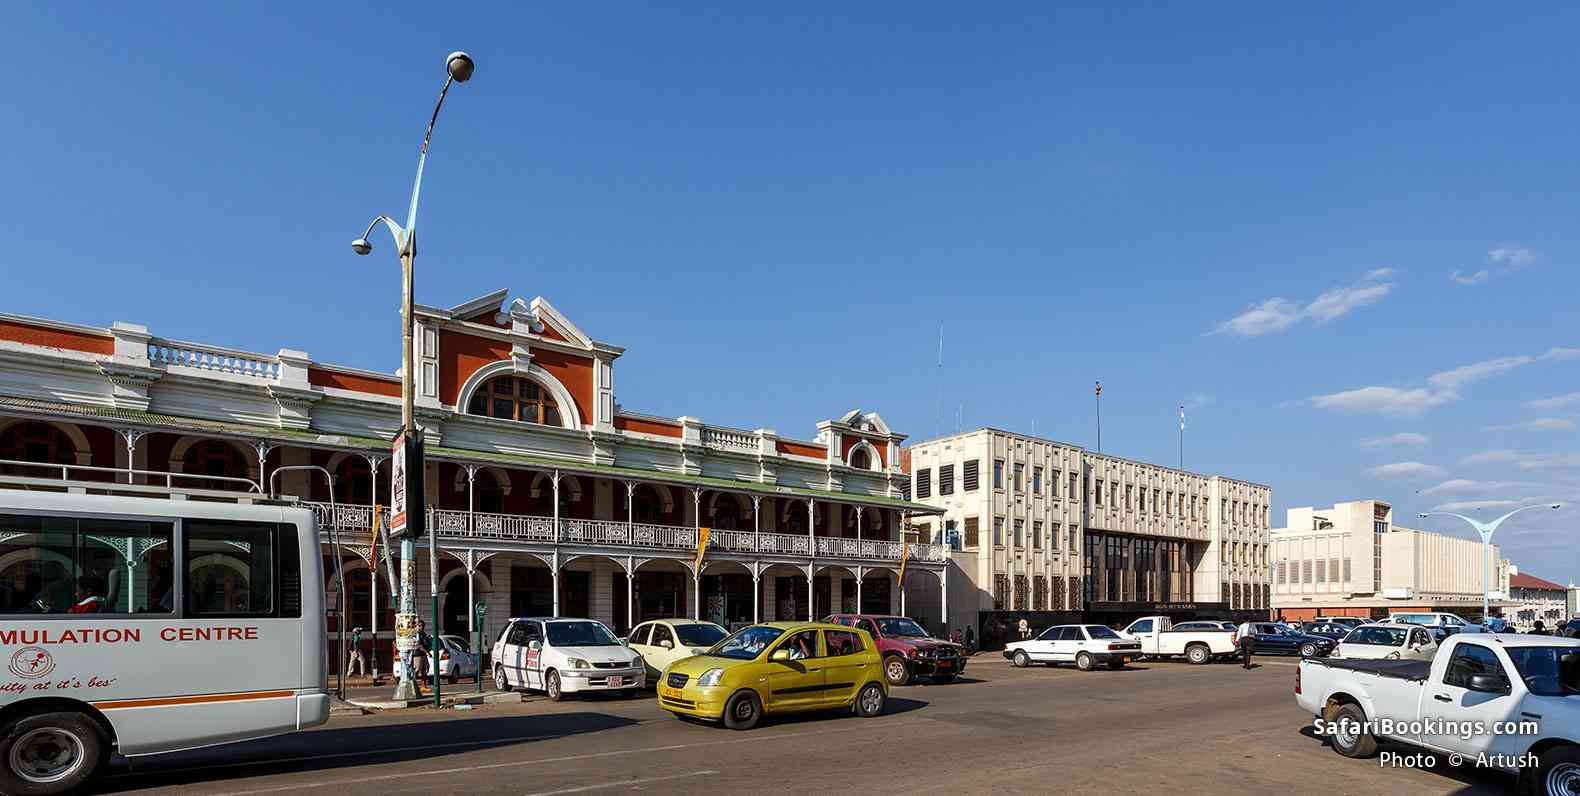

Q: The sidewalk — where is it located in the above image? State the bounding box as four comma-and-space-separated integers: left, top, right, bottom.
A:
332, 674, 528, 711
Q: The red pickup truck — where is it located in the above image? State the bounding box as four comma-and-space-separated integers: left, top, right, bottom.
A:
824, 614, 967, 686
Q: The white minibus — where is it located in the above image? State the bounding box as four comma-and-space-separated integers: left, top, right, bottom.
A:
0, 485, 328, 794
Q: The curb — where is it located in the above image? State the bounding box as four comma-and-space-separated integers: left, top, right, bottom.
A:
345, 691, 528, 711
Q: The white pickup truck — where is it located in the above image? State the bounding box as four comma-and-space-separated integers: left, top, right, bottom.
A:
1296, 633, 1580, 795
1120, 616, 1239, 665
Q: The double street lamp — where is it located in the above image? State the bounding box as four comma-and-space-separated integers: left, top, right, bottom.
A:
351, 50, 475, 703
1417, 503, 1562, 623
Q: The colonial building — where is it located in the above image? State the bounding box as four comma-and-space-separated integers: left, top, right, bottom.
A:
0, 291, 945, 671
1271, 499, 1512, 620
1506, 570, 1571, 631
903, 428, 1272, 632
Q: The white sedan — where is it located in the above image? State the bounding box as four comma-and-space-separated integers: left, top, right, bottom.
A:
625, 619, 728, 682
1332, 623, 1438, 660
492, 617, 645, 701
437, 634, 480, 683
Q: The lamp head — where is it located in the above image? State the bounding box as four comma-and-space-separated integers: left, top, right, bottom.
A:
446, 51, 475, 83
1418, 513, 1429, 518
1551, 503, 1563, 510
351, 238, 373, 256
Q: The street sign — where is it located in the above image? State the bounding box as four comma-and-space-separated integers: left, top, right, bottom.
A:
390, 430, 426, 538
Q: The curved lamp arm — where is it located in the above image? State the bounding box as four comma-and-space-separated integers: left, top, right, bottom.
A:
1419, 503, 1562, 538
361, 215, 409, 251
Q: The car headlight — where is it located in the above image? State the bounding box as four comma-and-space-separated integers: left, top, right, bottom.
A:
697, 668, 725, 687
568, 658, 590, 670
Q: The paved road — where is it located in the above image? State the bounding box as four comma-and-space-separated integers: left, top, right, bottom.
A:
92, 657, 1516, 795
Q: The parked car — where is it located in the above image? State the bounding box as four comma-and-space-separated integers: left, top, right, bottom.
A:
1314, 616, 1366, 631
824, 613, 967, 685
1006, 624, 1143, 671
1386, 611, 1481, 641
1172, 621, 1234, 632
1239, 622, 1335, 658
1562, 619, 1580, 639
1297, 633, 1580, 794
626, 619, 728, 682
1120, 616, 1238, 664
492, 617, 645, 701
436, 634, 480, 683
658, 622, 888, 730
1331, 623, 1437, 661
1303, 622, 1353, 642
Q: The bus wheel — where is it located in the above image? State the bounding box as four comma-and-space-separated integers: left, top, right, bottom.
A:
1, 711, 105, 796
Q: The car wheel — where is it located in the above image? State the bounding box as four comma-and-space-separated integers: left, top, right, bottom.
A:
853, 683, 885, 718
722, 690, 761, 730
1326, 702, 1377, 759
1300, 644, 1318, 658
448, 670, 459, 685
1075, 652, 1095, 672
1185, 644, 1210, 665
545, 670, 565, 702
0, 711, 105, 796
932, 674, 957, 684
1518, 744, 1580, 796
494, 665, 511, 692
884, 656, 911, 686
1012, 650, 1031, 669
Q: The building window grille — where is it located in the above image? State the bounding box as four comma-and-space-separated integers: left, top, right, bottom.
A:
938, 464, 954, 496
964, 517, 979, 548
914, 468, 931, 499
468, 375, 562, 426
963, 460, 980, 491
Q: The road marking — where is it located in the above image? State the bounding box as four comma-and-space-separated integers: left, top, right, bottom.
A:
160, 720, 912, 796
523, 770, 716, 795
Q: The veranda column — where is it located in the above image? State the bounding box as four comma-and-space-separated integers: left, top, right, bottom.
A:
751, 564, 760, 624
363, 453, 387, 680
625, 556, 635, 630
624, 481, 636, 535
805, 566, 814, 622
253, 441, 275, 493
551, 552, 560, 618
117, 429, 144, 485
692, 487, 704, 620
693, 568, 702, 621
551, 470, 562, 543
856, 566, 864, 615
750, 495, 761, 551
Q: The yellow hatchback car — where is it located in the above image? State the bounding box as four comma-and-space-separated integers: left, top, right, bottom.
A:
658, 621, 889, 729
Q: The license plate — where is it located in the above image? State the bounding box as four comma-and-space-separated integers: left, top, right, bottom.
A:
1121, 657, 1130, 664
936, 660, 953, 670
608, 676, 623, 687
661, 686, 685, 700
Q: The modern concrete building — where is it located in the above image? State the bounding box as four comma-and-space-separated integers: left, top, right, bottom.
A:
1506, 570, 1571, 631
1271, 499, 1512, 620
0, 293, 946, 672
903, 428, 1272, 634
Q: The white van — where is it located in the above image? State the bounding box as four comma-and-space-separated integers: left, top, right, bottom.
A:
0, 485, 328, 794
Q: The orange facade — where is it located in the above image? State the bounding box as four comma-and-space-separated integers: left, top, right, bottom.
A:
612, 415, 683, 438
0, 318, 113, 355
306, 367, 402, 397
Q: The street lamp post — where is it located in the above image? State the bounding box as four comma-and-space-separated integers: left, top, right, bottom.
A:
351, 50, 475, 702
1418, 503, 1561, 624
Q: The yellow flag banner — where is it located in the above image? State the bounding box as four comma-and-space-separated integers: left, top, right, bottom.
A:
898, 539, 910, 589
693, 526, 711, 573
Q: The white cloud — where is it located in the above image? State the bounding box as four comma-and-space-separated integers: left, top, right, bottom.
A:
1369, 461, 1445, 479
1484, 417, 1576, 432
1209, 270, 1394, 337
1451, 245, 1540, 286
1361, 432, 1430, 448
1488, 246, 1538, 267
1420, 478, 1545, 495
1431, 499, 1524, 512
1309, 347, 1580, 416
1457, 450, 1580, 471
1462, 449, 1520, 465
1527, 392, 1580, 411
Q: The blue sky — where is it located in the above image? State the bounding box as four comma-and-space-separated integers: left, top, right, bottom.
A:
4, 3, 1577, 583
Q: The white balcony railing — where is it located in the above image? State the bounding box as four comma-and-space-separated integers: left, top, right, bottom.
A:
149, 337, 281, 380
304, 502, 947, 563
701, 426, 758, 453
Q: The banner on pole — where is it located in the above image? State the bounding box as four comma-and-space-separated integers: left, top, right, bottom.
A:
390, 431, 426, 538
693, 526, 711, 574
898, 540, 910, 589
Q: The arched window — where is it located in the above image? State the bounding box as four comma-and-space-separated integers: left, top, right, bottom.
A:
182, 440, 249, 490
467, 375, 561, 426
0, 422, 77, 475
848, 447, 871, 471
710, 495, 743, 531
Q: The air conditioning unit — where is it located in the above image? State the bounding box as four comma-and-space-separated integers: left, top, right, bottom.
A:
1381, 588, 1414, 600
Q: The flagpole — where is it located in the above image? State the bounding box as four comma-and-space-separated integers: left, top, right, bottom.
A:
1095, 381, 1102, 452
1178, 404, 1184, 469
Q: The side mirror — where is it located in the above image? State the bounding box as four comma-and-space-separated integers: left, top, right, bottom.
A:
620, 638, 629, 646
1467, 673, 1508, 694
528, 640, 541, 651
660, 639, 674, 650
770, 648, 791, 662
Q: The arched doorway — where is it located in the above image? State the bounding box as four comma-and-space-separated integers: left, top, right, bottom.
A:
0, 421, 79, 477
444, 574, 470, 637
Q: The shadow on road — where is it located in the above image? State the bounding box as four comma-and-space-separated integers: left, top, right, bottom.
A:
1293, 726, 1511, 795
91, 712, 640, 793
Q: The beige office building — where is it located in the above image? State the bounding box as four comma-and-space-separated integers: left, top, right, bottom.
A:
903, 428, 1272, 635
1271, 499, 1511, 620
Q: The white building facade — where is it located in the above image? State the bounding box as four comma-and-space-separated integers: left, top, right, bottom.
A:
903, 428, 1272, 635
1271, 499, 1511, 621
1506, 571, 1571, 631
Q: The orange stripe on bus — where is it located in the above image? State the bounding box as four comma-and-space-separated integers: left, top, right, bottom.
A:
92, 689, 295, 710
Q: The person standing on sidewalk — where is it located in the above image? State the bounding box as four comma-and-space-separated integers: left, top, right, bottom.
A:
346, 626, 366, 678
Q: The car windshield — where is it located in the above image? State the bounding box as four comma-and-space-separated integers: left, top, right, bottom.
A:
708, 625, 785, 660
876, 618, 929, 638
546, 621, 621, 647
1506, 648, 1580, 697
442, 635, 469, 653
1346, 627, 1407, 646
1085, 626, 1121, 640
675, 623, 727, 647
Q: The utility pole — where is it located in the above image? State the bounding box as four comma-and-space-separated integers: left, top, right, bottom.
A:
1178, 403, 1185, 469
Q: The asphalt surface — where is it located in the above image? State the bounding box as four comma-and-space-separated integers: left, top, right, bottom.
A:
92, 657, 1518, 795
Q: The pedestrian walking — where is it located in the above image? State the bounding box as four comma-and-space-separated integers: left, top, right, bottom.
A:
1238, 622, 1256, 669
346, 626, 367, 678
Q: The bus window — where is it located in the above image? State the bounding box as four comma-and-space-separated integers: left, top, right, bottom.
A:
0, 513, 174, 615
186, 520, 295, 617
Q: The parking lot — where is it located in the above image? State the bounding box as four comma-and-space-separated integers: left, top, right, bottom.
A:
86, 655, 1521, 795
